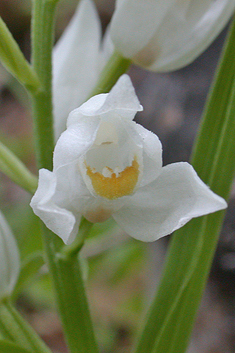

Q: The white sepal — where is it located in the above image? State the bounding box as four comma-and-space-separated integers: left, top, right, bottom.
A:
30, 169, 80, 244
113, 162, 227, 241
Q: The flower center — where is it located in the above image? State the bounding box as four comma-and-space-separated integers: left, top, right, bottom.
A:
86, 157, 139, 200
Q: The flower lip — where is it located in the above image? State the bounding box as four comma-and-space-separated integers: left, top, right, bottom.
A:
79, 118, 143, 200
85, 155, 140, 200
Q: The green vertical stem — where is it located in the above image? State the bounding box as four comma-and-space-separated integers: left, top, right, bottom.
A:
0, 299, 51, 353
31, 0, 56, 170
42, 224, 99, 353
31, 1, 98, 352
50, 233, 98, 353
133, 16, 235, 353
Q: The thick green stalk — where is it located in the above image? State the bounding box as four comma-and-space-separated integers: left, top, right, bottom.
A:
41, 225, 99, 353
0, 299, 51, 353
90, 51, 131, 96
133, 17, 235, 353
31, 1, 98, 352
46, 226, 98, 353
31, 0, 56, 170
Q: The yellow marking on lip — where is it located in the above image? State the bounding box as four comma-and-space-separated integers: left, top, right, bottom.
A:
86, 158, 139, 200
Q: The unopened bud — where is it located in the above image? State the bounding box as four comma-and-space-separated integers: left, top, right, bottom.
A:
0, 212, 20, 299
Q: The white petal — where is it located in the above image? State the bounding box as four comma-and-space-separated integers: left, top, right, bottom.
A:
113, 162, 227, 242
131, 122, 162, 186
0, 212, 20, 298
54, 162, 92, 213
110, 0, 176, 58
54, 116, 100, 170
30, 169, 81, 244
53, 0, 102, 139
97, 74, 143, 117
139, 0, 235, 71
67, 74, 143, 125
67, 94, 108, 125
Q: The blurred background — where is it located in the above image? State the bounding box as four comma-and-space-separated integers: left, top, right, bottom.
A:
0, 0, 235, 352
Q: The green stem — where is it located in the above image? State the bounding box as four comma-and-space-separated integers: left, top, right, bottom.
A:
0, 299, 51, 353
41, 221, 98, 353
90, 51, 132, 96
0, 141, 38, 193
31, 0, 56, 170
47, 227, 98, 353
31, 1, 98, 352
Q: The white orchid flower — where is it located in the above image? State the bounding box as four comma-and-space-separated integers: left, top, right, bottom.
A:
53, 0, 112, 139
110, 0, 235, 71
31, 75, 226, 245
0, 211, 20, 299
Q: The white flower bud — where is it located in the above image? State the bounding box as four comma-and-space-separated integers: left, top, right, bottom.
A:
0, 212, 20, 299
110, 0, 235, 71
53, 0, 112, 139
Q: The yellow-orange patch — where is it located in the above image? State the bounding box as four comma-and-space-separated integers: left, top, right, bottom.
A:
86, 158, 139, 199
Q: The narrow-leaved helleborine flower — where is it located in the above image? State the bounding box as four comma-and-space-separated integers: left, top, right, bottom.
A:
31, 75, 227, 245
53, 0, 112, 139
110, 0, 235, 71
0, 211, 20, 299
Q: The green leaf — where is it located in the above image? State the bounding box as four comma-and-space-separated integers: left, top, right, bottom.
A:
0, 140, 38, 194
0, 17, 40, 93
0, 301, 52, 353
0, 340, 32, 353
12, 252, 44, 300
99, 240, 146, 284
134, 17, 235, 353
6, 206, 43, 260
